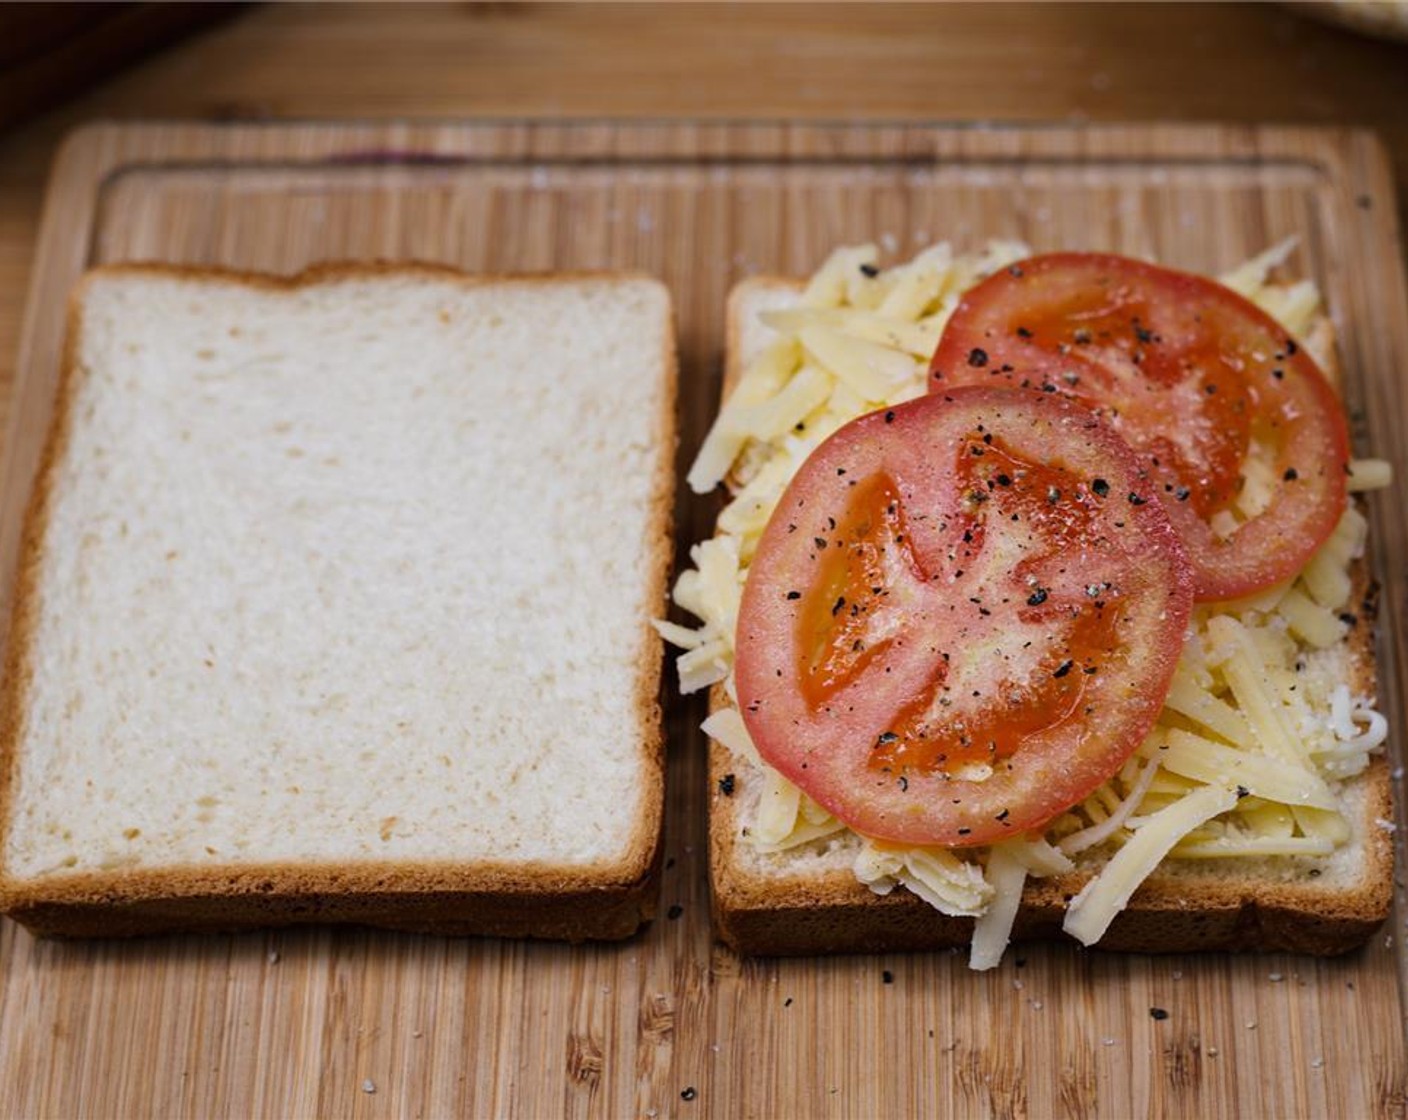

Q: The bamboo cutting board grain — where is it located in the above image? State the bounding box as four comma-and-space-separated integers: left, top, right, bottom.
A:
0, 121, 1406, 1119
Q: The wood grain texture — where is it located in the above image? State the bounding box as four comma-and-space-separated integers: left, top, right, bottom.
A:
0, 119, 1404, 1120
0, 4, 242, 132
4, 3, 1408, 456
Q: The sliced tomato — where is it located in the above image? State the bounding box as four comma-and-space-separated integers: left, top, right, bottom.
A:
734, 387, 1193, 847
928, 253, 1349, 601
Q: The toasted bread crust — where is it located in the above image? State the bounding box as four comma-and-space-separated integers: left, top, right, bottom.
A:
708, 274, 1393, 957
0, 263, 678, 940
710, 747, 1392, 957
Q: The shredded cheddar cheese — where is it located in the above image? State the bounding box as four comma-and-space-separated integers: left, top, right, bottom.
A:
664, 240, 1392, 968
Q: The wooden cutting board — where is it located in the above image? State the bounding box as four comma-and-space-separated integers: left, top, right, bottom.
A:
1, 121, 1406, 1119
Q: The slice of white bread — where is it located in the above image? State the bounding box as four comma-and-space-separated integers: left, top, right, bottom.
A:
709, 276, 1392, 957
0, 264, 677, 940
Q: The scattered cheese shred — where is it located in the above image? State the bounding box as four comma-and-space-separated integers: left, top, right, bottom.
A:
969, 844, 1029, 971
1064, 785, 1240, 946
1349, 458, 1393, 492
662, 240, 1390, 967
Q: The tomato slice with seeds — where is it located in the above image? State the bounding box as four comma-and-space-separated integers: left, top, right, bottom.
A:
928, 253, 1349, 601
734, 387, 1193, 847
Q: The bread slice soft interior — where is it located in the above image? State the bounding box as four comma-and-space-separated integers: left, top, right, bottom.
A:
709, 276, 1393, 957
0, 263, 677, 940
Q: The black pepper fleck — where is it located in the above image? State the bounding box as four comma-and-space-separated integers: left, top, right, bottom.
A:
1092, 478, 1110, 498
719, 774, 736, 796
859, 262, 880, 278
968, 347, 989, 368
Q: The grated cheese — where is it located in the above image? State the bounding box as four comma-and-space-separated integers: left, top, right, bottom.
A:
671, 241, 1391, 966
1064, 785, 1240, 946
969, 844, 1029, 971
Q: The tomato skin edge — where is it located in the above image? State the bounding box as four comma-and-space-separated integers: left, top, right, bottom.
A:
734, 386, 1194, 848
928, 252, 1350, 603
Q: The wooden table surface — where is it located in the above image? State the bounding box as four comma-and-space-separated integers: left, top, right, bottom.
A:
2, 6, 1408, 1119
2, 1, 1408, 442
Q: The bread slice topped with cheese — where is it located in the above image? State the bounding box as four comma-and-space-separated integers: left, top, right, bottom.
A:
0, 264, 676, 940
663, 241, 1393, 965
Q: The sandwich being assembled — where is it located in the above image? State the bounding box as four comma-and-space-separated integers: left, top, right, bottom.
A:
665, 241, 1393, 967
